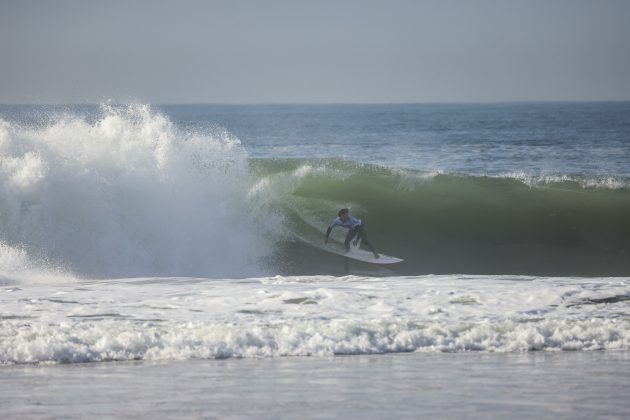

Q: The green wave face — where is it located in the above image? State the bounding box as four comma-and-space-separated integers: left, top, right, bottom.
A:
250, 159, 630, 276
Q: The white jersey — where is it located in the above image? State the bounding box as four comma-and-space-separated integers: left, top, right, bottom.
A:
329, 215, 362, 230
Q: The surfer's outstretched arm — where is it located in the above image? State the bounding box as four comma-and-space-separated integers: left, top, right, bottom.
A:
324, 226, 333, 244
325, 218, 341, 244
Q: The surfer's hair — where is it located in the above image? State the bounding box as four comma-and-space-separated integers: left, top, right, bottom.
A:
338, 208, 349, 216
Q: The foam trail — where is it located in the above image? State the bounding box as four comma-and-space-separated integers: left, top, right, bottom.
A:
0, 104, 269, 279
1, 275, 628, 364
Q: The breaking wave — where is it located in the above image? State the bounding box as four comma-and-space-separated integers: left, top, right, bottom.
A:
1, 104, 629, 279
251, 159, 630, 276
0, 104, 272, 279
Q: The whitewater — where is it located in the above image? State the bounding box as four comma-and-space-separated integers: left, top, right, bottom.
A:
2, 275, 629, 364
0, 104, 271, 279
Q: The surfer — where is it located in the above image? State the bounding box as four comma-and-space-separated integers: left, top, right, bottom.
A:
325, 208, 379, 259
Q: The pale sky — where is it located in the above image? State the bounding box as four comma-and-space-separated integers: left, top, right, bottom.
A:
1, 0, 629, 104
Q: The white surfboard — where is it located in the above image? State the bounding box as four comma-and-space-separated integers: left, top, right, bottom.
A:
295, 234, 403, 265
340, 239, 403, 264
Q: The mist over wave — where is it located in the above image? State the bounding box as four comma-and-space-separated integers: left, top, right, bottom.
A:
0, 104, 272, 279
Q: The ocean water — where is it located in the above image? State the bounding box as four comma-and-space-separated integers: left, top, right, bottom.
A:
1, 103, 629, 417
2, 352, 629, 419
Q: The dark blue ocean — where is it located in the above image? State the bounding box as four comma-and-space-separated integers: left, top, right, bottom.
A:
157, 102, 630, 177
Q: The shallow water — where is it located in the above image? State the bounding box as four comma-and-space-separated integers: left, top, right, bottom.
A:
2, 351, 629, 419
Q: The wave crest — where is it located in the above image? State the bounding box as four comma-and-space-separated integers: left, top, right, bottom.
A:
0, 104, 269, 278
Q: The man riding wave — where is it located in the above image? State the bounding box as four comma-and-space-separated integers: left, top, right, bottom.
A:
324, 208, 379, 259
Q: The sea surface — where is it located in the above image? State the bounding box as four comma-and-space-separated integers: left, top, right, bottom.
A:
1, 103, 629, 418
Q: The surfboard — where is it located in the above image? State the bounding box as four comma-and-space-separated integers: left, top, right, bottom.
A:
315, 237, 403, 264
293, 233, 403, 265
339, 239, 403, 264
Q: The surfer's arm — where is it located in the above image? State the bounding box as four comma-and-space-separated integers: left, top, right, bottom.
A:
324, 226, 333, 244
325, 219, 339, 244
325, 218, 341, 244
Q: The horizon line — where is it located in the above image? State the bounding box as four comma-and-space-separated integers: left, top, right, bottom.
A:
2, 99, 630, 107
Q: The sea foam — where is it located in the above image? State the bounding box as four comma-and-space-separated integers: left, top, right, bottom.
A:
1, 275, 628, 364
0, 104, 270, 279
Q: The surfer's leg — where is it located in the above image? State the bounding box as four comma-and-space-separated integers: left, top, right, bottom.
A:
344, 227, 359, 251
358, 225, 379, 258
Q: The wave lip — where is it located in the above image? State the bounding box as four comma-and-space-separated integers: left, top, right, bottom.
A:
495, 170, 630, 190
